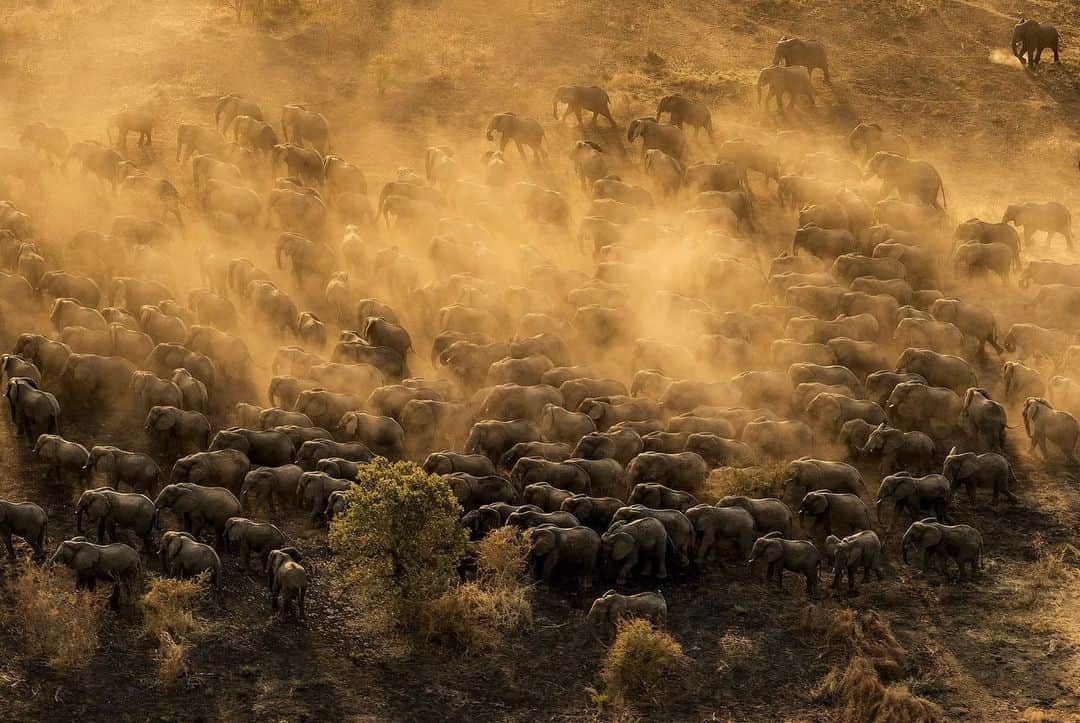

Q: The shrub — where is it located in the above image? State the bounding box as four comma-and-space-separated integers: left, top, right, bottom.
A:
813, 656, 942, 723
6, 567, 102, 669
329, 459, 467, 623
600, 619, 687, 709
156, 632, 190, 692
702, 464, 786, 502
140, 576, 209, 690
799, 605, 908, 679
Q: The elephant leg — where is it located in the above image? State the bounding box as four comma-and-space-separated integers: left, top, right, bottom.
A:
241, 543, 250, 571
95, 518, 106, 544
616, 559, 633, 585
656, 551, 667, 579
4, 535, 15, 560
540, 554, 557, 582
271, 585, 280, 611
86, 576, 98, 592
603, 109, 616, 127
574, 108, 584, 127
861, 566, 871, 584
499, 137, 509, 154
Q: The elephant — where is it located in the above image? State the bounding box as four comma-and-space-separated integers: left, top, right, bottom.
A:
500, 441, 572, 470
191, 152, 242, 194
1003, 361, 1045, 408
788, 363, 863, 396
337, 411, 405, 460
1011, 18, 1061, 66
601, 518, 668, 584
861, 423, 935, 476
831, 253, 906, 283
774, 36, 830, 82
804, 393, 886, 436
571, 429, 643, 468
325, 489, 351, 521
139, 305, 188, 346
714, 496, 793, 537
295, 439, 373, 471
110, 324, 155, 365
276, 232, 335, 286
510, 457, 591, 495
930, 298, 1003, 356
798, 200, 850, 232
655, 94, 712, 137
953, 218, 1022, 263
323, 155, 367, 195
199, 179, 262, 227
223, 517, 287, 571
268, 186, 328, 235
51, 298, 108, 332
240, 464, 304, 515
130, 370, 183, 413
49, 537, 142, 604
209, 428, 294, 467
643, 149, 684, 196
1019, 260, 1080, 289
685, 504, 756, 565
75, 487, 156, 550
266, 547, 308, 620
798, 490, 871, 538
57, 353, 137, 406
461, 503, 536, 539
625, 483, 696, 512
175, 124, 224, 163
748, 532, 819, 595
110, 277, 175, 313
1023, 397, 1079, 462
960, 388, 1008, 452
611, 505, 694, 567
145, 343, 217, 389
33, 434, 89, 485
865, 152, 946, 209
315, 457, 365, 482
422, 452, 495, 478
486, 113, 546, 161
486, 355, 553, 388
717, 139, 783, 188
145, 406, 211, 456
79, 145, 124, 189
85, 446, 161, 493
848, 123, 909, 163
559, 494, 623, 532
506, 508, 580, 530
875, 472, 952, 529
742, 419, 814, 462
823, 530, 884, 591
464, 419, 542, 465
5, 377, 60, 439
106, 107, 153, 149
1, 354, 41, 391
329, 343, 405, 381
886, 381, 963, 442
171, 449, 251, 492
902, 518, 983, 580
361, 316, 413, 360
553, 85, 615, 127
0, 499, 47, 561
757, 66, 815, 111
159, 531, 221, 589
952, 242, 1014, 282
272, 144, 326, 186
586, 590, 667, 636
19, 121, 69, 164
684, 163, 742, 193
627, 118, 686, 162
186, 325, 251, 381
781, 459, 865, 502
38, 271, 101, 309
292, 389, 366, 432
445, 473, 516, 512
296, 471, 352, 522
942, 447, 1018, 506
625, 452, 708, 493
525, 524, 601, 591
523, 482, 575, 512
792, 225, 857, 260
216, 93, 263, 133
172, 369, 209, 413
1002, 202, 1072, 248
865, 371, 926, 406
281, 104, 330, 153
895, 348, 976, 395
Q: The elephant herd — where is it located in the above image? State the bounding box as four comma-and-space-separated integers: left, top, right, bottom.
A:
0, 20, 1074, 640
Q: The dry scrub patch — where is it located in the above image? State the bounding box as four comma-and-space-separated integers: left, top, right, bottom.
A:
5, 567, 103, 669
140, 576, 210, 690
596, 619, 688, 712
702, 464, 786, 502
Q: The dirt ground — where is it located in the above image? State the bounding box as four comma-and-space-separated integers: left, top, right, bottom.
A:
0, 0, 1078, 720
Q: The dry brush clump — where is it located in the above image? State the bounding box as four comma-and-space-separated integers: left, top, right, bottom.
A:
5, 567, 103, 670
597, 619, 688, 712
702, 464, 786, 502
801, 605, 942, 722
139, 575, 210, 690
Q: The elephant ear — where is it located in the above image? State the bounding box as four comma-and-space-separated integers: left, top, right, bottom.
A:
531, 529, 554, 555
155, 412, 176, 432
71, 543, 98, 570
894, 479, 915, 501
807, 493, 829, 514
762, 540, 783, 562
918, 524, 943, 548
612, 533, 634, 560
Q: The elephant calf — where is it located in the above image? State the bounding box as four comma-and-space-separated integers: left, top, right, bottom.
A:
160, 530, 222, 589
525, 524, 601, 592
686, 504, 757, 566
587, 590, 667, 637
797, 490, 872, 538
748, 532, 820, 595
823, 530, 884, 592
33, 434, 89, 485
267, 547, 308, 620
601, 518, 669, 585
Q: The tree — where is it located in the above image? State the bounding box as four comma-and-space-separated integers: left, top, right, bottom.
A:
328, 459, 467, 622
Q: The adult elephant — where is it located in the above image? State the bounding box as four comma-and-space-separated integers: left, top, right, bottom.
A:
797, 490, 871, 538
271, 143, 324, 186
106, 108, 153, 149
1002, 202, 1073, 249
33, 434, 88, 484
1012, 18, 1061, 66
222, 517, 287, 571
643, 149, 684, 196
960, 388, 1007, 452
626, 118, 686, 162
267, 187, 328, 235
895, 348, 976, 395
323, 155, 367, 194
1023, 397, 1079, 462
171, 449, 251, 490
715, 496, 793, 537
48, 538, 142, 602
865, 152, 946, 209
941, 447, 1018, 506
824, 530, 884, 592
886, 381, 963, 442
486, 113, 546, 162
154, 483, 241, 547
929, 298, 1003, 356
85, 445, 162, 493
525, 524, 601, 591
773, 36, 830, 83
145, 406, 211, 455
200, 179, 262, 227
281, 104, 330, 154
5, 377, 60, 439
685, 504, 756, 565
848, 123, 909, 162
569, 141, 608, 191
464, 419, 542, 465
757, 66, 815, 111
80, 145, 124, 190
160, 531, 221, 588
234, 115, 279, 156
276, 232, 335, 285
781, 458, 865, 501
655, 94, 712, 137
902, 519, 983, 579
216, 93, 264, 133
209, 429, 293, 467
175, 124, 225, 163
552, 85, 616, 127
337, 411, 405, 460
58, 353, 136, 404
20, 122, 69, 165
75, 488, 156, 550
875, 472, 952, 529
625, 452, 708, 492
38, 271, 101, 309
0, 499, 47, 561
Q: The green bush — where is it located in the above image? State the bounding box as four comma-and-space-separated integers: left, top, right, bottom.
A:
328, 459, 467, 622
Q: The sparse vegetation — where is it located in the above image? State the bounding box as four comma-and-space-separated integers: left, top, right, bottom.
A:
599, 620, 688, 710
703, 464, 786, 501
5, 567, 103, 670
329, 459, 468, 623
140, 576, 210, 691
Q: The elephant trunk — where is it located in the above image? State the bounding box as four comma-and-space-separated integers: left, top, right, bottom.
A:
875, 499, 885, 524
75, 505, 84, 534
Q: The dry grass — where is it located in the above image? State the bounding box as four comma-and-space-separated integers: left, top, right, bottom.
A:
701, 464, 786, 502
418, 528, 533, 651
798, 604, 909, 679
715, 631, 759, 679
139, 576, 209, 690
6, 567, 103, 670
599, 619, 688, 711
156, 631, 190, 692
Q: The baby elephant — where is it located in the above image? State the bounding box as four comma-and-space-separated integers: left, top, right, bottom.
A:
902, 518, 983, 581
748, 532, 820, 596
0, 499, 48, 561
223, 517, 287, 571
586, 590, 667, 637
601, 518, 669, 585
266, 547, 308, 620
823, 530, 884, 592
159, 530, 222, 590
797, 490, 871, 538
